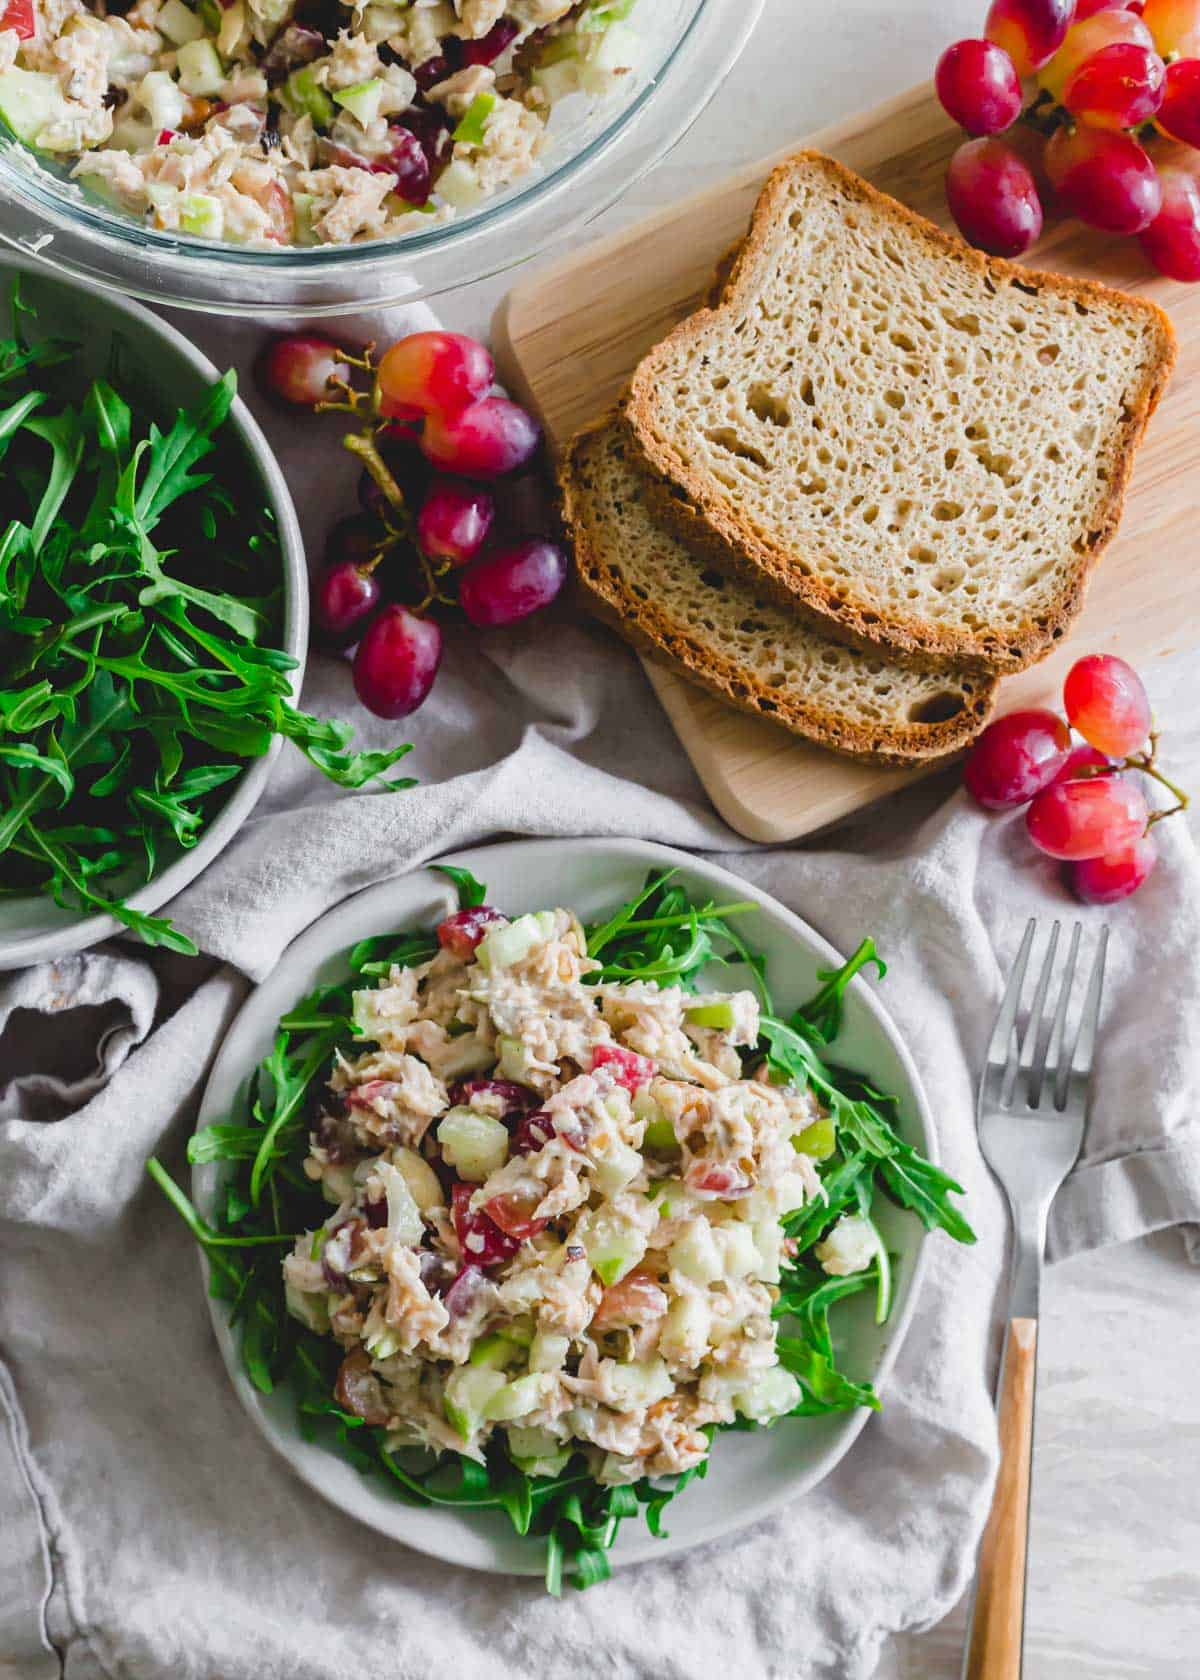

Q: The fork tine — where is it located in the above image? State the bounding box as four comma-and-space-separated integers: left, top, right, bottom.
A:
1054, 924, 1109, 1110
1005, 920, 1060, 1109
1038, 921, 1081, 1105
988, 918, 1036, 1069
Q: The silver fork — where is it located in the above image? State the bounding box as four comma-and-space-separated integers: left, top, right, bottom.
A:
961, 918, 1109, 1680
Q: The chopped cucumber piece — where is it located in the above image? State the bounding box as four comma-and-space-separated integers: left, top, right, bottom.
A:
178, 191, 223, 238
176, 37, 224, 97
684, 998, 736, 1031
0, 67, 74, 149
793, 1117, 837, 1160
452, 90, 495, 146
157, 0, 206, 43
280, 64, 334, 128
435, 1107, 509, 1181
476, 911, 555, 973
668, 1219, 722, 1286
332, 76, 384, 129
444, 1365, 506, 1439
285, 1281, 329, 1333
468, 1330, 525, 1371
482, 1371, 551, 1422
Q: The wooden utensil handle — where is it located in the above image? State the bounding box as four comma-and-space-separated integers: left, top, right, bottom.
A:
965, 1316, 1039, 1680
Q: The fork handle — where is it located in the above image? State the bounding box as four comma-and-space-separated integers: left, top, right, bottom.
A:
964, 1316, 1038, 1680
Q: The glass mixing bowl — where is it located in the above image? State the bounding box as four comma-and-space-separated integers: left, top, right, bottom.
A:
0, 0, 762, 318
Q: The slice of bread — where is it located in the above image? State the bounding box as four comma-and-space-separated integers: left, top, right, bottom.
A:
560, 418, 997, 765
624, 150, 1176, 673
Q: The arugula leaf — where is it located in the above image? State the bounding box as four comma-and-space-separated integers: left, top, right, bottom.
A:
432, 863, 487, 908
797, 937, 886, 1044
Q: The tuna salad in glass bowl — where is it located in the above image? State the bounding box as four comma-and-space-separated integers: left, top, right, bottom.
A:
0, 0, 763, 314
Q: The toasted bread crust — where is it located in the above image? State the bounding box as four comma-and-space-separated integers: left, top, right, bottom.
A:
624, 150, 1177, 675
559, 417, 997, 766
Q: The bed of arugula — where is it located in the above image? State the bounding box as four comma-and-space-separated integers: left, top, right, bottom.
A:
149, 865, 974, 1591
0, 281, 412, 955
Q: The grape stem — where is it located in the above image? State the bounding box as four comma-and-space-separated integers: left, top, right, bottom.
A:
1083, 731, 1192, 828
344, 429, 406, 513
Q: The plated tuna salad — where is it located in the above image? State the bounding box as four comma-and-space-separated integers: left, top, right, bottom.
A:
151, 865, 974, 1587
0, 0, 642, 246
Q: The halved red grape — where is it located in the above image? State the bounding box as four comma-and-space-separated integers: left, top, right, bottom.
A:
0, 0, 35, 39
314, 560, 381, 646
420, 396, 540, 478
1156, 57, 1200, 147
986, 0, 1074, 73
484, 1190, 547, 1241
461, 17, 519, 65
447, 1077, 534, 1116
1026, 775, 1149, 859
591, 1042, 656, 1092
1141, 162, 1200, 279
1063, 42, 1165, 129
946, 138, 1044, 257
378, 331, 493, 421
418, 478, 494, 565
1052, 741, 1113, 784
591, 1271, 669, 1329
458, 538, 569, 627
936, 40, 1023, 135
451, 1183, 520, 1268
351, 603, 442, 718
1044, 125, 1161, 235
376, 125, 430, 205
395, 104, 454, 174
255, 333, 349, 407
510, 1109, 558, 1156
1143, 0, 1200, 58
1069, 833, 1158, 902
437, 906, 504, 959
1038, 7, 1155, 99
1063, 654, 1152, 756
1075, 0, 1140, 17
963, 708, 1073, 809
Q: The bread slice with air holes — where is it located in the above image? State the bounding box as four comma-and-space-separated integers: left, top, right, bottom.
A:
560, 417, 998, 766
623, 150, 1176, 674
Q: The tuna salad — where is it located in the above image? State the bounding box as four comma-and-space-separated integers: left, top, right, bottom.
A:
0, 0, 643, 246
152, 865, 974, 1588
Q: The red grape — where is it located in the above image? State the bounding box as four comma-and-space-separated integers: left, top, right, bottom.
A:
1075, 0, 1140, 17
483, 1191, 546, 1241
461, 17, 519, 65
255, 333, 349, 408
417, 478, 494, 565
591, 1042, 656, 1091
1053, 741, 1113, 783
1038, 8, 1155, 100
964, 709, 1073, 809
313, 560, 381, 646
1157, 57, 1200, 146
1143, 0, 1200, 57
510, 1109, 558, 1156
1063, 42, 1165, 129
1044, 125, 1161, 235
376, 125, 430, 205
458, 538, 569, 627
935, 39, 1023, 135
395, 105, 454, 174
0, 0, 35, 38
1070, 832, 1158, 902
946, 138, 1044, 256
324, 512, 381, 569
420, 396, 541, 478
437, 906, 504, 959
1063, 653, 1152, 755
446, 1077, 534, 1116
986, 0, 1073, 74
1026, 775, 1149, 859
351, 603, 442, 717
450, 1183, 520, 1268
1141, 162, 1200, 279
377, 331, 493, 422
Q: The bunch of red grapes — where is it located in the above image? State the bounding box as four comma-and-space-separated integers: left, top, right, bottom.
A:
963, 652, 1189, 901
256, 329, 567, 719
936, 0, 1200, 279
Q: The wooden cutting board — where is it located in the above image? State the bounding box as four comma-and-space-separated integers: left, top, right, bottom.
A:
494, 82, 1200, 843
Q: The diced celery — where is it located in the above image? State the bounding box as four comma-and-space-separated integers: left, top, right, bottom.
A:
642, 1115, 678, 1153
332, 76, 384, 129
668, 1219, 722, 1286
684, 998, 736, 1031
435, 1107, 509, 1181
528, 1330, 569, 1374
476, 911, 555, 973
285, 1281, 329, 1333
482, 1371, 551, 1422
607, 1357, 673, 1410
507, 1424, 570, 1477
178, 192, 223, 238
495, 1034, 535, 1082
734, 1366, 801, 1424
391, 1146, 444, 1213
176, 37, 224, 98
591, 1137, 643, 1198
659, 1293, 709, 1364
452, 90, 495, 146
280, 64, 334, 128
0, 67, 74, 148
579, 1207, 645, 1286
444, 1365, 506, 1438
157, 0, 205, 43
793, 1117, 837, 1160
468, 1330, 524, 1371
363, 1323, 401, 1360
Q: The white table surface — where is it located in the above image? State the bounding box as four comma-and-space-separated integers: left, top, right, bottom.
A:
433, 3, 1200, 1673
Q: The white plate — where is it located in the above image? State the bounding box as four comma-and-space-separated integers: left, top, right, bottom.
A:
192, 838, 938, 1576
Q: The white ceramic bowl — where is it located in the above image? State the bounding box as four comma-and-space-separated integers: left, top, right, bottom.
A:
192, 838, 939, 1576
0, 259, 306, 971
